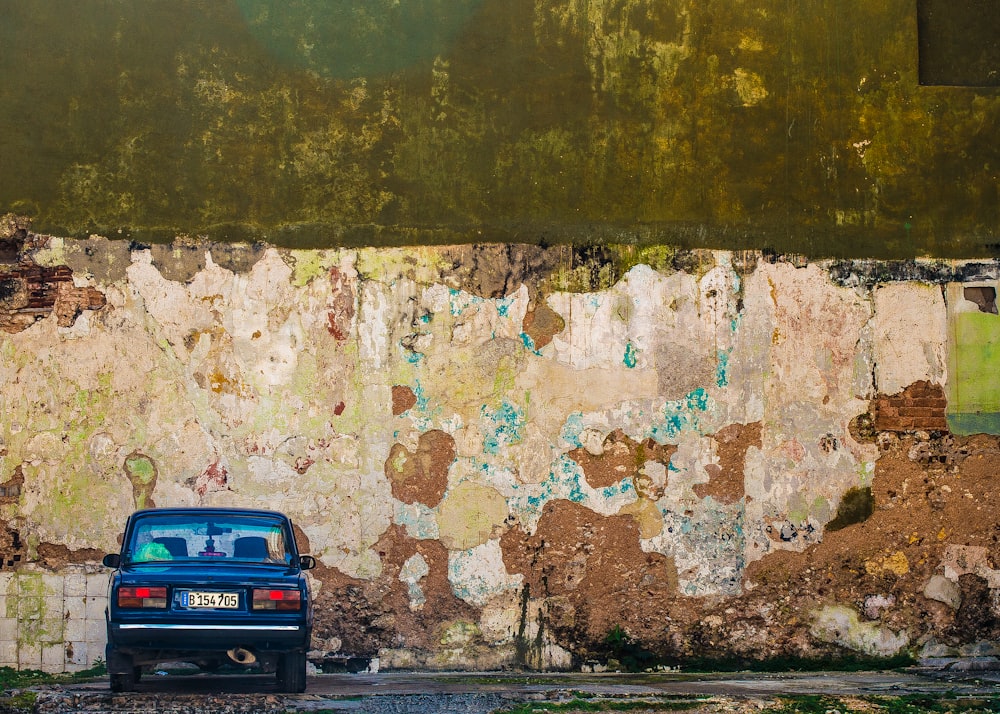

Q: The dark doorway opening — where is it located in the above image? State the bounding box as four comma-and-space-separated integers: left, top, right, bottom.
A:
918, 0, 1000, 86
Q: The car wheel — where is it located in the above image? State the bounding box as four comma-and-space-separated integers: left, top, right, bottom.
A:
109, 670, 135, 693
106, 645, 136, 693
276, 651, 306, 693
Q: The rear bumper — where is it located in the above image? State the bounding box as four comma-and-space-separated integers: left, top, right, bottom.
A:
109, 621, 310, 654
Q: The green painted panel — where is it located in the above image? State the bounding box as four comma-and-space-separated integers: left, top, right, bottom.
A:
947, 311, 1000, 434
1, 0, 999, 256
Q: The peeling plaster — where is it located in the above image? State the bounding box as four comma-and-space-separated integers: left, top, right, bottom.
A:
3, 239, 998, 671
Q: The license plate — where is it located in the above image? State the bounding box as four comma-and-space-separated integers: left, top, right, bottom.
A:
181, 591, 239, 609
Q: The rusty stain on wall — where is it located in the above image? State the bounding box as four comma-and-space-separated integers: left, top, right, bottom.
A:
385, 430, 456, 509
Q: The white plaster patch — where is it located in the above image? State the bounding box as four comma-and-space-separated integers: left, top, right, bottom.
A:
811, 605, 909, 657
358, 282, 391, 370
398, 553, 430, 610
941, 544, 1000, 588
393, 500, 440, 540
448, 539, 523, 607
872, 282, 947, 394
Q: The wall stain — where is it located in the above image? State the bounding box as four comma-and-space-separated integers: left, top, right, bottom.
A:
384, 430, 456, 508
693, 422, 762, 504
501, 500, 679, 655
123, 452, 157, 510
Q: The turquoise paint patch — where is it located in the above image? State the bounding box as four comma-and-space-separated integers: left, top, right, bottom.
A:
519, 332, 543, 356
404, 348, 424, 364
559, 412, 585, 448
496, 297, 514, 317
601, 480, 633, 499
481, 400, 525, 455
449, 288, 485, 317
623, 341, 637, 368
715, 349, 730, 387
688, 387, 709, 410
646, 388, 714, 444
508, 456, 638, 532
412, 380, 431, 412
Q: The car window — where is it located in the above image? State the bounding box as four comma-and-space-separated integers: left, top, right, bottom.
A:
126, 515, 293, 564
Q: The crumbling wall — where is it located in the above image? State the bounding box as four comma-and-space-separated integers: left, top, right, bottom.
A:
1, 225, 999, 672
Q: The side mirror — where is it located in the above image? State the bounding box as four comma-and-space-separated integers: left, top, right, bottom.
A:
102, 553, 120, 568
299, 555, 316, 570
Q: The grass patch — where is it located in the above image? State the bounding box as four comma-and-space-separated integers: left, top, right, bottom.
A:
871, 694, 1000, 713
762, 695, 1000, 714
494, 699, 707, 714
0, 660, 107, 691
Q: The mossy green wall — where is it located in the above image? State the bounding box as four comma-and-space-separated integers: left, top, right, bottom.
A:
1, 0, 997, 257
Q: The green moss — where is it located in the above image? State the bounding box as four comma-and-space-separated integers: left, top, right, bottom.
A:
289, 249, 340, 287
601, 626, 658, 673
124, 455, 155, 485
763, 694, 1000, 714
825, 486, 875, 532
0, 659, 107, 693
675, 652, 915, 673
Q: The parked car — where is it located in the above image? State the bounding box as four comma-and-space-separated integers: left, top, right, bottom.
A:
102, 507, 315, 692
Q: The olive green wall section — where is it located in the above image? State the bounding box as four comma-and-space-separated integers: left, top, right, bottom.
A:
1, 0, 998, 257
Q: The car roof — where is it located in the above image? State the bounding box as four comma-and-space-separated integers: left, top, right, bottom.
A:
129, 507, 289, 519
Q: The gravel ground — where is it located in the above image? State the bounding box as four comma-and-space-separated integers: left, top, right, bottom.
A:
3, 669, 998, 714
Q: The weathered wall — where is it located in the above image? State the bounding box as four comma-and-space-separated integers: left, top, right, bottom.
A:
2, 0, 999, 257
2, 222, 1000, 672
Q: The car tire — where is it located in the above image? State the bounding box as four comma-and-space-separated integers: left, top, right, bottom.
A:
106, 645, 136, 693
277, 651, 307, 693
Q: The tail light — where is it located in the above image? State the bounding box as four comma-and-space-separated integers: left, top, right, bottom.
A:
252, 588, 301, 611
118, 586, 168, 609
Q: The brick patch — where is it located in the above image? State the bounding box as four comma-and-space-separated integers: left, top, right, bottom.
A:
873, 380, 949, 432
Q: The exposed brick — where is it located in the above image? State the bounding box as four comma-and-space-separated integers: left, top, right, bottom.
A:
898, 406, 939, 417
873, 380, 948, 434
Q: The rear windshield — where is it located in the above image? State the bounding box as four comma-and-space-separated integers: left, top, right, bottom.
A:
125, 514, 293, 565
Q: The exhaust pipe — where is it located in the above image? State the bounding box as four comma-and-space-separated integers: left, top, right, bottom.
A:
227, 647, 257, 665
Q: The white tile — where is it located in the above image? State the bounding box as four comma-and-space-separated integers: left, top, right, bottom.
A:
44, 596, 64, 619
41, 574, 63, 597
85, 619, 106, 645
0, 641, 17, 667
85, 596, 106, 621
0, 617, 16, 642
64, 573, 87, 598
66, 641, 89, 668
18, 596, 42, 620
63, 596, 86, 622
39, 618, 63, 644
86, 575, 108, 598
42, 643, 64, 670
18, 643, 41, 668
64, 617, 86, 643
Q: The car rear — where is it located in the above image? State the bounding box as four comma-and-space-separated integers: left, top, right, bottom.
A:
103, 508, 314, 692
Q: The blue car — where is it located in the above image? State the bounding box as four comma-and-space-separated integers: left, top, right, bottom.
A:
102, 507, 315, 692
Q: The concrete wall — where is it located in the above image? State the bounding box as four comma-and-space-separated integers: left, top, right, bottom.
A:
2, 227, 1000, 671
